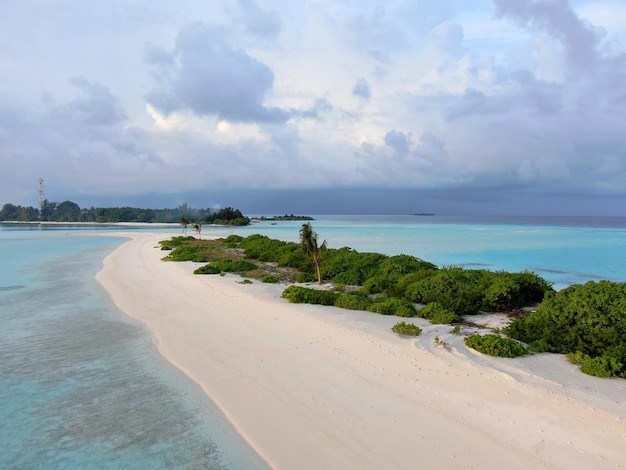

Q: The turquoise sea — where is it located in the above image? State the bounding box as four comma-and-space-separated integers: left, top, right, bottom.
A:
2, 215, 626, 469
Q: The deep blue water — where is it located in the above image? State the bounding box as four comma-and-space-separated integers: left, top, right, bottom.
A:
2, 215, 626, 469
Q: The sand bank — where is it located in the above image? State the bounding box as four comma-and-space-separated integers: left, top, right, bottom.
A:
96, 233, 626, 469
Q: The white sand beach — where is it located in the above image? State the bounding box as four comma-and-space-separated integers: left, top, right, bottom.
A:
96, 233, 626, 470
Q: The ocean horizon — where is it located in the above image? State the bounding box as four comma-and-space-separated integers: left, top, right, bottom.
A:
2, 214, 626, 468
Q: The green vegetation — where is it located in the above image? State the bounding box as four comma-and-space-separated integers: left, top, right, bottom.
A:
281, 285, 339, 305
159, 230, 554, 321
194, 260, 257, 275
464, 334, 528, 358
158, 228, 626, 379
0, 201, 250, 225
417, 302, 460, 324
334, 291, 373, 311
366, 297, 416, 317
392, 322, 423, 336
506, 281, 626, 377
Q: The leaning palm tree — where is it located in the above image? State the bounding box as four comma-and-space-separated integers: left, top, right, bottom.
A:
299, 222, 327, 284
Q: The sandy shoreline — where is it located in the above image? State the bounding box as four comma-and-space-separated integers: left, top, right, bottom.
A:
96, 232, 626, 469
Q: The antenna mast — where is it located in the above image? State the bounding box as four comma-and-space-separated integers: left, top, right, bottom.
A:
38, 178, 45, 219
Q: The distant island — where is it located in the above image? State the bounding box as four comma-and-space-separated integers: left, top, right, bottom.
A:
412, 213, 435, 216
253, 214, 315, 221
0, 201, 251, 226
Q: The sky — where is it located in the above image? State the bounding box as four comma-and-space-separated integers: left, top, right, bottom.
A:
1, 0, 626, 215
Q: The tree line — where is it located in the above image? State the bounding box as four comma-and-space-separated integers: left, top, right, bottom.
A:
0, 200, 250, 225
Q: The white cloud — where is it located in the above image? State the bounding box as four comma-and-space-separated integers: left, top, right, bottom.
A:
1, 0, 626, 214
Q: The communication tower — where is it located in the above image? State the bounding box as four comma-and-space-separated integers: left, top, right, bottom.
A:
38, 178, 45, 219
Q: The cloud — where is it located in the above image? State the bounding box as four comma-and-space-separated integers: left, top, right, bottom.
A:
384, 130, 411, 154
238, 0, 282, 38
146, 22, 288, 123
3, 0, 626, 215
51, 77, 126, 126
494, 0, 601, 74
352, 77, 371, 99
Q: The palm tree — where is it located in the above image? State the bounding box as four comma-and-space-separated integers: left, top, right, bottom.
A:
180, 216, 191, 235
193, 223, 202, 240
299, 222, 327, 284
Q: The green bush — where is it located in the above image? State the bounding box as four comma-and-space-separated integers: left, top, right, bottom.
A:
464, 334, 527, 358
362, 275, 392, 294
506, 280, 626, 358
579, 355, 624, 378
322, 249, 387, 286
194, 264, 221, 274
223, 234, 244, 246
194, 259, 257, 274
378, 254, 438, 278
334, 291, 373, 311
164, 245, 210, 262
528, 339, 550, 353
367, 297, 416, 317
418, 302, 460, 324
295, 272, 316, 283
262, 276, 279, 283
405, 268, 484, 315
281, 286, 339, 305
239, 234, 292, 262
567, 347, 626, 378
481, 273, 521, 311
392, 321, 422, 336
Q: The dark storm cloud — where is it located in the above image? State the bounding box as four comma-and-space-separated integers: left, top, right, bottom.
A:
146, 22, 288, 123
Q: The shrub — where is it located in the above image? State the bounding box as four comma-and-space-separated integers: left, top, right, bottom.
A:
405, 269, 484, 315
528, 339, 550, 353
392, 321, 422, 336
506, 280, 626, 358
334, 291, 373, 311
481, 273, 521, 311
239, 234, 292, 262
194, 264, 221, 274
378, 254, 438, 278
164, 245, 210, 262
281, 286, 339, 306
567, 347, 626, 378
295, 272, 316, 283
362, 275, 392, 294
367, 297, 416, 317
223, 234, 244, 246
194, 259, 257, 274
262, 276, 279, 283
418, 302, 461, 324
579, 355, 624, 378
322, 249, 387, 286
464, 334, 527, 358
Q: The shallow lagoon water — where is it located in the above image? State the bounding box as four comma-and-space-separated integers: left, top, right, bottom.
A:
0, 229, 268, 470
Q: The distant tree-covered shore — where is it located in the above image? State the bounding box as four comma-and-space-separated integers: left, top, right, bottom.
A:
0, 201, 250, 225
